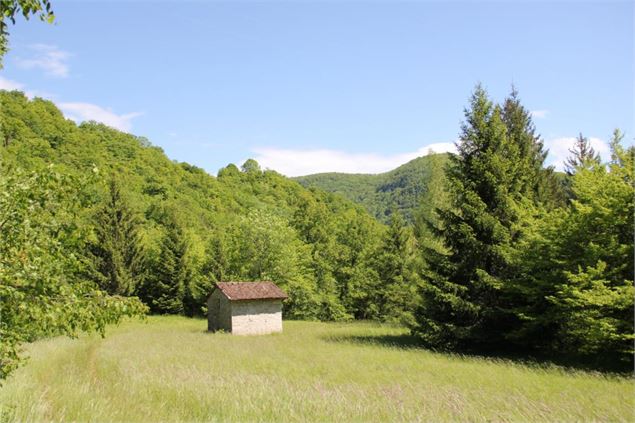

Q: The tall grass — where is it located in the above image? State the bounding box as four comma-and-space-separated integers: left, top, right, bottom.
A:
1, 316, 633, 422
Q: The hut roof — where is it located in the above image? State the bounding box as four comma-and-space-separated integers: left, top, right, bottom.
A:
214, 281, 288, 301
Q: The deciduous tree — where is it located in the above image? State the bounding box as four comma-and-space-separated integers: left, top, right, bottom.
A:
0, 0, 54, 63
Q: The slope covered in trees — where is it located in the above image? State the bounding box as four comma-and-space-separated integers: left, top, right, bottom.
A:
294, 154, 450, 223
0, 90, 404, 319
2, 85, 632, 376
2, 90, 427, 379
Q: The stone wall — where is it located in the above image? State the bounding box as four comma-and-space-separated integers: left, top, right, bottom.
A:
207, 289, 232, 332
230, 300, 283, 335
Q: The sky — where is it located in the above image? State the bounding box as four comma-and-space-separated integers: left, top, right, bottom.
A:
1, 0, 632, 176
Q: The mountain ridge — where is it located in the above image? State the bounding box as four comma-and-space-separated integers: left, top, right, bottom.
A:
293, 154, 450, 222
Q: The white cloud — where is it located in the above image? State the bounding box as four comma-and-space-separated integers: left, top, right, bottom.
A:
0, 76, 54, 99
16, 44, 71, 78
0, 76, 142, 132
530, 110, 549, 119
251, 142, 457, 176
545, 136, 610, 171
59, 102, 143, 132
0, 76, 24, 90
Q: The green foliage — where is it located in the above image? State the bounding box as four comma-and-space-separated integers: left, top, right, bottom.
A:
502, 88, 566, 207
0, 162, 147, 379
374, 212, 420, 326
295, 154, 450, 223
509, 134, 634, 362
0, 0, 54, 63
0, 90, 388, 326
565, 133, 601, 175
141, 215, 189, 315
552, 261, 633, 356
87, 177, 145, 296
1, 86, 630, 373
413, 85, 633, 366
217, 209, 322, 319
290, 191, 384, 321
413, 85, 556, 348
413, 151, 450, 254
240, 158, 261, 174
415, 86, 512, 346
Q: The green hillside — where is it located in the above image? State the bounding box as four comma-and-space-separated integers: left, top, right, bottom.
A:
294, 154, 450, 222
2, 87, 633, 381
0, 90, 398, 325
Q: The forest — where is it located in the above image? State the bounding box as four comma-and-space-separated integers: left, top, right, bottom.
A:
1, 84, 632, 380
294, 154, 450, 223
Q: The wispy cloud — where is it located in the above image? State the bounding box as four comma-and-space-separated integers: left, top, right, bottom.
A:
0, 76, 54, 99
59, 102, 143, 132
251, 142, 457, 176
530, 110, 549, 119
0, 76, 142, 132
0, 76, 24, 91
544, 136, 609, 171
16, 44, 71, 78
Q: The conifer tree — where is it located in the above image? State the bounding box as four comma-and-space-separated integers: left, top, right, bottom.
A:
146, 217, 188, 314
88, 177, 144, 296
414, 85, 523, 347
376, 211, 420, 325
501, 88, 565, 207
564, 133, 601, 175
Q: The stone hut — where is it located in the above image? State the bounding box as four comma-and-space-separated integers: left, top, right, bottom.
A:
207, 281, 288, 335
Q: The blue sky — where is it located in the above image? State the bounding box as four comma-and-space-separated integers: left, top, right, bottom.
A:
1, 0, 632, 176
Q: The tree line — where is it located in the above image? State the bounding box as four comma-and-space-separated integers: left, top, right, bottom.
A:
413, 86, 633, 368
0, 90, 412, 379
0, 85, 632, 380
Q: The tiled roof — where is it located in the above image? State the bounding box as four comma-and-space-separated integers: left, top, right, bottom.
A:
214, 281, 288, 301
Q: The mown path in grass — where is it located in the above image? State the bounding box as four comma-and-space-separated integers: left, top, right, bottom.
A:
1, 316, 633, 422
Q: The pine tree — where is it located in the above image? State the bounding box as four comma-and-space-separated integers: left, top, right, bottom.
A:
414, 85, 524, 348
88, 177, 144, 296
564, 133, 601, 175
501, 88, 565, 207
147, 218, 188, 314
376, 211, 420, 325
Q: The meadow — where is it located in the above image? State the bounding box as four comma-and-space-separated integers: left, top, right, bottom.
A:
0, 316, 632, 422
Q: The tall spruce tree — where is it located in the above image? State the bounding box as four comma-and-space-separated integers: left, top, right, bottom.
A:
564, 133, 601, 175
501, 88, 565, 207
414, 85, 529, 348
376, 211, 420, 325
88, 177, 144, 296
146, 217, 188, 314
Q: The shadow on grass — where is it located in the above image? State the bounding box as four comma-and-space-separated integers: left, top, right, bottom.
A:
323, 333, 634, 376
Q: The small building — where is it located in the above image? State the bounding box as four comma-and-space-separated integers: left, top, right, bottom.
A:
207, 281, 288, 335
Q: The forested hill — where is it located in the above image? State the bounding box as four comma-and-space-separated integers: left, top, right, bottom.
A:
2, 86, 633, 375
1, 90, 407, 325
293, 154, 450, 223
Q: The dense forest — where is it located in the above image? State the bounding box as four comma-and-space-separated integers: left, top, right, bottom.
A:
0, 90, 419, 377
294, 154, 450, 223
1, 84, 633, 379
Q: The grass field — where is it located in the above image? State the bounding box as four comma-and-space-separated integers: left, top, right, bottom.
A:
0, 316, 633, 422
